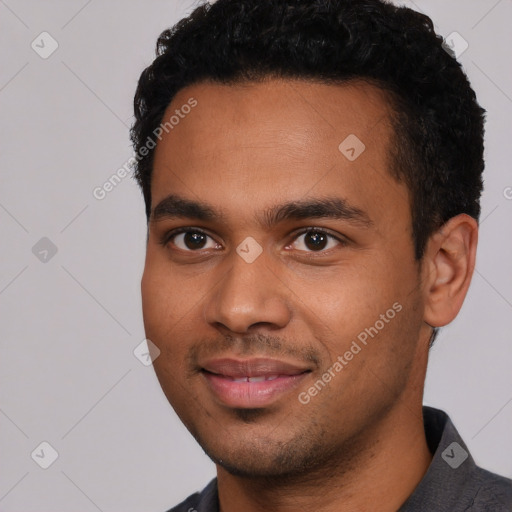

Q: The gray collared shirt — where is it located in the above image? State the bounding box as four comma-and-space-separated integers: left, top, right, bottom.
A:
168, 406, 512, 511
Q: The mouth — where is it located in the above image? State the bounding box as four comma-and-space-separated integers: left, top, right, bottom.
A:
200, 358, 312, 408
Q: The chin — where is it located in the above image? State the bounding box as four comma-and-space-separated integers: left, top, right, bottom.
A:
196, 427, 333, 480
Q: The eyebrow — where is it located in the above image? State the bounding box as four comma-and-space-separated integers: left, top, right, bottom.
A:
150, 194, 373, 228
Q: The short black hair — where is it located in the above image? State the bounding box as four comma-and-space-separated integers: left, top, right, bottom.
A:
131, 0, 485, 260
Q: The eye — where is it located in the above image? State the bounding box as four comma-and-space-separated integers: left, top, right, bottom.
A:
290, 229, 344, 252
164, 229, 220, 251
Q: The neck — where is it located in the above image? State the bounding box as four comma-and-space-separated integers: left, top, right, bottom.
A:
216, 400, 433, 512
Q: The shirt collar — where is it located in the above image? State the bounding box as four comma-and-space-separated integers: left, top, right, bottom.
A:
398, 406, 478, 511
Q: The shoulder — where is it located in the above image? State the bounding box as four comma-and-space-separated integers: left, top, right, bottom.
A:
165, 479, 218, 512
467, 467, 512, 511
400, 407, 512, 511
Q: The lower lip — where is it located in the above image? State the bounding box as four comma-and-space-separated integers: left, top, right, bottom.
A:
202, 372, 308, 408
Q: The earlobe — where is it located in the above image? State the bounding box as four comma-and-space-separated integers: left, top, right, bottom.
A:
423, 214, 478, 328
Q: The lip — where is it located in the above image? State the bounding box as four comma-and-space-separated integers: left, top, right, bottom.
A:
201, 358, 311, 408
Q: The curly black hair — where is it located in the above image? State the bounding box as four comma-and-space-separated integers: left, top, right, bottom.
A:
131, 0, 485, 261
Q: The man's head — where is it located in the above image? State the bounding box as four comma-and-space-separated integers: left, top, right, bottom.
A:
132, 0, 483, 481
131, 0, 485, 261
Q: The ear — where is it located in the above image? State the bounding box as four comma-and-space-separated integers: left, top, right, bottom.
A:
422, 214, 478, 328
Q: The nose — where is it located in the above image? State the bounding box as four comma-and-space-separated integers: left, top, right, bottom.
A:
203, 249, 292, 334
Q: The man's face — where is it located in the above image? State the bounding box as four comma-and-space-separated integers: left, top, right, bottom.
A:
142, 79, 430, 477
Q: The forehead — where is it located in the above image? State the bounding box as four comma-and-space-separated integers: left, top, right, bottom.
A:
159, 78, 394, 157
150, 78, 408, 228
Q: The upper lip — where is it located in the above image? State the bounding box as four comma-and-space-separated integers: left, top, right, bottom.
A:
201, 358, 311, 378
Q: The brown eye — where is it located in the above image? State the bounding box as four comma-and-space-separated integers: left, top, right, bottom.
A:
170, 230, 219, 251
304, 231, 328, 250
291, 229, 342, 252
184, 231, 207, 249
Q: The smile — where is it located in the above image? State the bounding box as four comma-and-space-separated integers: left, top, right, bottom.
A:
200, 358, 311, 408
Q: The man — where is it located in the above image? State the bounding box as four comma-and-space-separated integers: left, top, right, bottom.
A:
130, 0, 512, 510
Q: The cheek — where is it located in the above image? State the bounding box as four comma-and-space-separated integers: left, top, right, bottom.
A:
141, 255, 213, 374
141, 265, 185, 356
141, 266, 169, 334
141, 252, 201, 326
289, 263, 394, 327
141, 265, 196, 403
288, 255, 419, 361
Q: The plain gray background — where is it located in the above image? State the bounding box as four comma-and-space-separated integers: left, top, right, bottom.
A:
1, 0, 511, 510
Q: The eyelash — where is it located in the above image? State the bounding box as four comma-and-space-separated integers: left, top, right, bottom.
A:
288, 228, 347, 252
159, 227, 347, 253
159, 227, 218, 251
